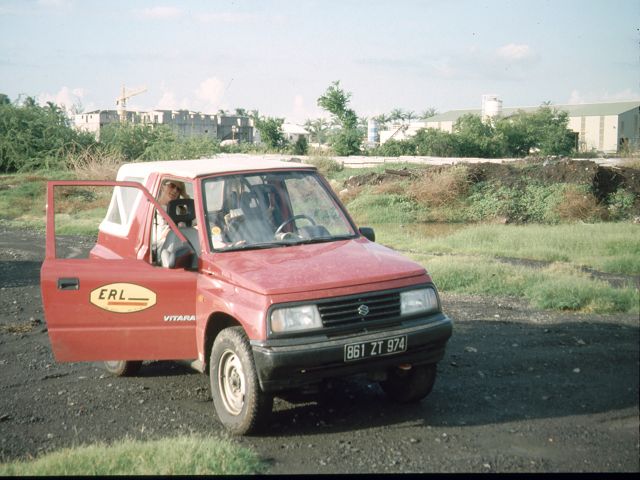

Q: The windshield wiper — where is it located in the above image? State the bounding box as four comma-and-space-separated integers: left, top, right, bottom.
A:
288, 235, 355, 246
219, 242, 286, 252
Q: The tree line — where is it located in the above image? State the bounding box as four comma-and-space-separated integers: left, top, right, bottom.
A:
312, 81, 576, 158
0, 84, 578, 173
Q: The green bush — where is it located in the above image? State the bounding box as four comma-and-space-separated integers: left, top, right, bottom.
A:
413, 128, 459, 157
0, 96, 95, 172
607, 189, 636, 220
370, 139, 416, 157
467, 183, 521, 221
290, 135, 309, 155
466, 182, 591, 223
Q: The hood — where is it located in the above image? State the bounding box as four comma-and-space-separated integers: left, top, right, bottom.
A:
203, 238, 426, 295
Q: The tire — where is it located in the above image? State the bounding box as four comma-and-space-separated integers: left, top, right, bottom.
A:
210, 327, 273, 435
103, 360, 143, 377
380, 363, 437, 403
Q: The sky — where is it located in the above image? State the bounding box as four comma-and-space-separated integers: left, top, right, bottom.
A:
1, 0, 639, 123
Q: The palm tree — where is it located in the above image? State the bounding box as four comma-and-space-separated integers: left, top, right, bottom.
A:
389, 108, 405, 123
374, 113, 390, 128
304, 118, 330, 144
404, 110, 417, 122
420, 107, 438, 120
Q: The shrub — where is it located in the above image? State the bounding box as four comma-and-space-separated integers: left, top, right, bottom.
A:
0, 96, 95, 172
337, 185, 362, 205
66, 147, 125, 180
370, 139, 416, 157
290, 135, 309, 155
373, 180, 410, 196
467, 183, 521, 222
409, 165, 470, 207
555, 185, 605, 222
413, 128, 458, 157
607, 189, 636, 220
305, 156, 344, 176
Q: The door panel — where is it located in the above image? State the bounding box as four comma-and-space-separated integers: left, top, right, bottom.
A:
41, 258, 198, 362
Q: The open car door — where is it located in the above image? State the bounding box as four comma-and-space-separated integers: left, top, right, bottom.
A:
40, 181, 199, 362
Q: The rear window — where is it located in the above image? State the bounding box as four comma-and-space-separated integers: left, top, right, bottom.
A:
102, 176, 144, 233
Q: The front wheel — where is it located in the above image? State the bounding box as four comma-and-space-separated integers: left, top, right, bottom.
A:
210, 327, 273, 435
103, 360, 142, 377
379, 363, 437, 403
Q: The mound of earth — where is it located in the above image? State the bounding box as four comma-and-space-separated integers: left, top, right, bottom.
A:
344, 158, 640, 208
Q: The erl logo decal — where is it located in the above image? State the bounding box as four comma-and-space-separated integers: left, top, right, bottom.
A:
90, 283, 157, 313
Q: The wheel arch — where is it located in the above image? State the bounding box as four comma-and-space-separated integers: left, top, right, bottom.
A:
203, 312, 242, 374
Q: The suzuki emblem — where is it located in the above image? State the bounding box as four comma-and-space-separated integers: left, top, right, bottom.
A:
358, 304, 370, 317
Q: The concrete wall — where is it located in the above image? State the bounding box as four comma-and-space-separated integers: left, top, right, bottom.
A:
619, 108, 640, 150
217, 116, 254, 143
567, 115, 620, 153
74, 110, 255, 143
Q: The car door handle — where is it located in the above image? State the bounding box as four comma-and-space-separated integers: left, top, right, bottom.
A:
57, 277, 79, 290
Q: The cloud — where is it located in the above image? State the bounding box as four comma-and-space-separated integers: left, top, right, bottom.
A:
567, 89, 586, 105
155, 87, 189, 111
496, 43, 533, 61
195, 77, 226, 110
138, 6, 183, 19
567, 88, 640, 104
38, 86, 86, 113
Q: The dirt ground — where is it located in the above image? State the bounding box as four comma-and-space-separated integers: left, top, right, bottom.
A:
0, 225, 638, 473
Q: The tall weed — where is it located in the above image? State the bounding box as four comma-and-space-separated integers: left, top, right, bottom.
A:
66, 147, 124, 180
409, 165, 470, 208
555, 185, 606, 222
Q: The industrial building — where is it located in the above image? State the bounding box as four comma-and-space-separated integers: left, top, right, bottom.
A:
73, 109, 254, 143
380, 98, 640, 154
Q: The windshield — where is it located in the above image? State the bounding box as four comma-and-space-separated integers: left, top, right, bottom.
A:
202, 170, 356, 251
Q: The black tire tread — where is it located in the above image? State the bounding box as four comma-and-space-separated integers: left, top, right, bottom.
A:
210, 326, 272, 435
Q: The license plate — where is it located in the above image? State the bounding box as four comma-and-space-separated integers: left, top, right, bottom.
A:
344, 335, 408, 362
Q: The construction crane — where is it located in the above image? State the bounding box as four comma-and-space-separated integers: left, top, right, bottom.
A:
116, 85, 147, 122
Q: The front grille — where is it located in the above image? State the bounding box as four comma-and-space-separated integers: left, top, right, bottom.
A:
317, 291, 401, 327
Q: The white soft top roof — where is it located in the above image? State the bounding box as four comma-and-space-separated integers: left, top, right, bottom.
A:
116, 154, 312, 181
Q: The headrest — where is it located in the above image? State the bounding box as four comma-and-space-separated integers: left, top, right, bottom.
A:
166, 198, 196, 227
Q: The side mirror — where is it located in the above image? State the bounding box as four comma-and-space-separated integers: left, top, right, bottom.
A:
359, 227, 375, 242
161, 241, 195, 269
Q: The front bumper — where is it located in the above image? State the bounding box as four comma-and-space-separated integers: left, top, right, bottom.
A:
251, 313, 452, 392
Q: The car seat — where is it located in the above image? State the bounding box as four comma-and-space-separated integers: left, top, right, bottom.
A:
160, 198, 200, 268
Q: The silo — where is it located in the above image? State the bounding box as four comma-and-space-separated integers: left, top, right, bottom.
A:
367, 118, 379, 144
481, 94, 503, 121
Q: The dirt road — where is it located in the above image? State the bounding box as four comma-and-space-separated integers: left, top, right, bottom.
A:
0, 225, 638, 473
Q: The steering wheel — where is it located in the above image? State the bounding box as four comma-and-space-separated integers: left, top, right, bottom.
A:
274, 214, 316, 236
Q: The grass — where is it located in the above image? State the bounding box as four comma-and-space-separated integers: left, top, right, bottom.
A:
0, 434, 266, 476
366, 222, 639, 314
1, 166, 638, 313
408, 253, 638, 314
371, 222, 640, 275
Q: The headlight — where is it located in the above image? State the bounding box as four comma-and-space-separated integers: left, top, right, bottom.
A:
270, 304, 322, 333
400, 288, 439, 316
